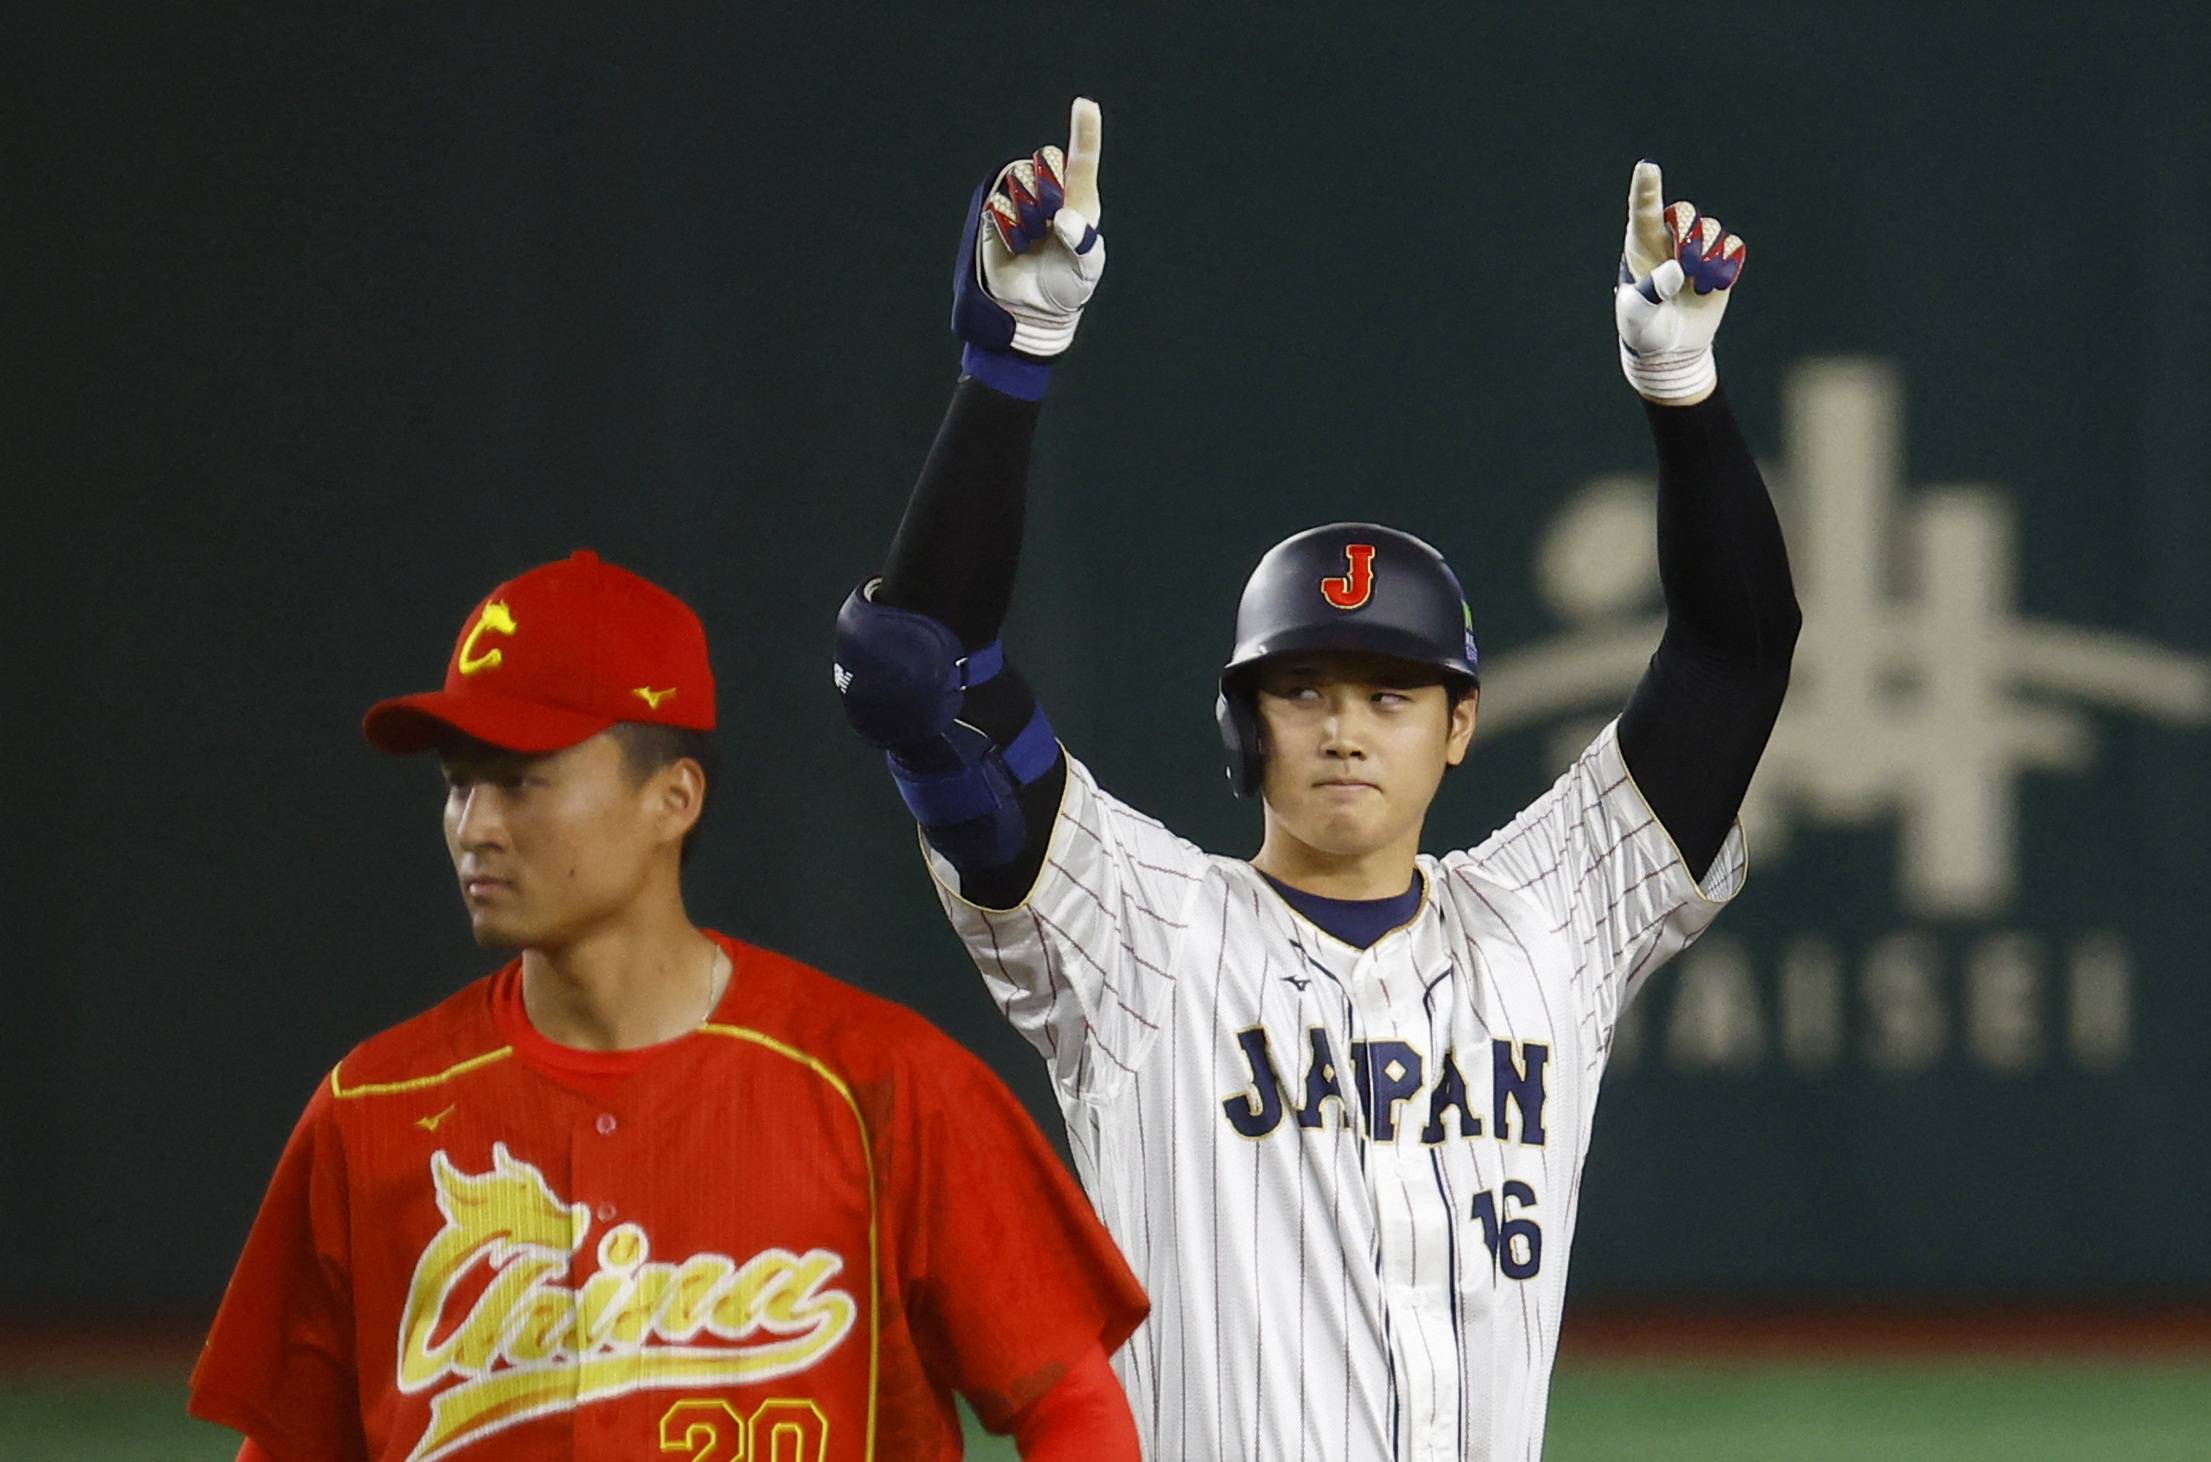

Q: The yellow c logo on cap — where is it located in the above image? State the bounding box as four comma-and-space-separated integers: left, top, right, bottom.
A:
458, 601, 518, 676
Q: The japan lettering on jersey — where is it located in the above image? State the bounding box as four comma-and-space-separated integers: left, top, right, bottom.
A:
925, 720, 1745, 1461
190, 934, 1146, 1462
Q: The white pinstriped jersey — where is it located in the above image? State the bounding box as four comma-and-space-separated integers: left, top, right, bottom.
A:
925, 718, 1745, 1461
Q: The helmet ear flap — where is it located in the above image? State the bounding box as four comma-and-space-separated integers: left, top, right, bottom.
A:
1215, 680, 1264, 799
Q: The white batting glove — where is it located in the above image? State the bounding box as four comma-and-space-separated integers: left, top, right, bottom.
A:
1614, 160, 1746, 405
973, 97, 1105, 357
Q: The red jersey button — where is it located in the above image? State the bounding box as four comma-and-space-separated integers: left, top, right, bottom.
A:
595, 1113, 617, 1135
595, 1200, 617, 1222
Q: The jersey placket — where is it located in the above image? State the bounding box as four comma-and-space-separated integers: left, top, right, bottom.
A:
1352, 924, 1464, 1462
569, 1096, 634, 1460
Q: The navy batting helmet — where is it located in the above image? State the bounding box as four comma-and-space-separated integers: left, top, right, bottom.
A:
1215, 523, 1480, 798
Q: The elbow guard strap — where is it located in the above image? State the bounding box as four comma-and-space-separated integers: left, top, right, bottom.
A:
884, 703, 1056, 836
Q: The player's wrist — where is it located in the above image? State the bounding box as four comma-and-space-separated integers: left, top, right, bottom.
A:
960, 342, 1055, 402
1006, 310, 1082, 358
1621, 342, 1717, 406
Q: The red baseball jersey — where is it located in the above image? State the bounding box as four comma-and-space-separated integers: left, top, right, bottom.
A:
189, 931, 1147, 1461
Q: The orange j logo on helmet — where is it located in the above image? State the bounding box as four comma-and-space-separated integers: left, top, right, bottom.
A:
1320, 544, 1377, 610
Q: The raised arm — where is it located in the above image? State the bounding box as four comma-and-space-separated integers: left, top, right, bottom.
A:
1609, 161, 1802, 877
835, 100, 1106, 908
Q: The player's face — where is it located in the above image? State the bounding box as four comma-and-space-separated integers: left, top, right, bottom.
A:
1253, 652, 1478, 861
438, 732, 682, 950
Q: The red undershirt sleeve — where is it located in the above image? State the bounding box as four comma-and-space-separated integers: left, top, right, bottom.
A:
1007, 1341, 1137, 1460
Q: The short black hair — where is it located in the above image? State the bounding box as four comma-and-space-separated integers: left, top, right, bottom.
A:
607, 723, 719, 868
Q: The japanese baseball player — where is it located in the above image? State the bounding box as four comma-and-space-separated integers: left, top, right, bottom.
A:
833, 100, 1800, 1458
190, 550, 1148, 1460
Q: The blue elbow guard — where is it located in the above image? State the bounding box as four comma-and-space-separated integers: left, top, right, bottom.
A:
833, 583, 1059, 868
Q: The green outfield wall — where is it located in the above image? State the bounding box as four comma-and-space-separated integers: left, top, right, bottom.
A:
4, 4, 2204, 1313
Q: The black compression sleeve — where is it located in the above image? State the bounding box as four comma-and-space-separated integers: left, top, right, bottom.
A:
877, 377, 1040, 647
873, 375, 1063, 908
1616, 386, 1802, 877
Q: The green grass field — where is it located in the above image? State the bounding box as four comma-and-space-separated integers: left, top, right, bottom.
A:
5, 1358, 2208, 1460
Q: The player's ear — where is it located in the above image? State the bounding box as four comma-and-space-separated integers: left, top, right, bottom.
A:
1445, 687, 1478, 767
652, 757, 708, 845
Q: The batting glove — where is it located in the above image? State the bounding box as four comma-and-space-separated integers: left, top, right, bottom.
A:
1614, 160, 1746, 405
952, 98, 1104, 396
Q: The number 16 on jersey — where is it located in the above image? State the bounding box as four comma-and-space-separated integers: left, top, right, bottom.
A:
1472, 1181, 1543, 1281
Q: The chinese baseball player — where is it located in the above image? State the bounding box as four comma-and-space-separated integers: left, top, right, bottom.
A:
833, 101, 1799, 1458
190, 550, 1148, 1460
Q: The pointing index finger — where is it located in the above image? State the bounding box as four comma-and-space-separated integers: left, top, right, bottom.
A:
1624, 158, 1670, 270
1062, 96, 1103, 222
1628, 159, 1665, 234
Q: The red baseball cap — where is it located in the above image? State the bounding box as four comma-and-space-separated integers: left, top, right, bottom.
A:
363, 549, 717, 755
